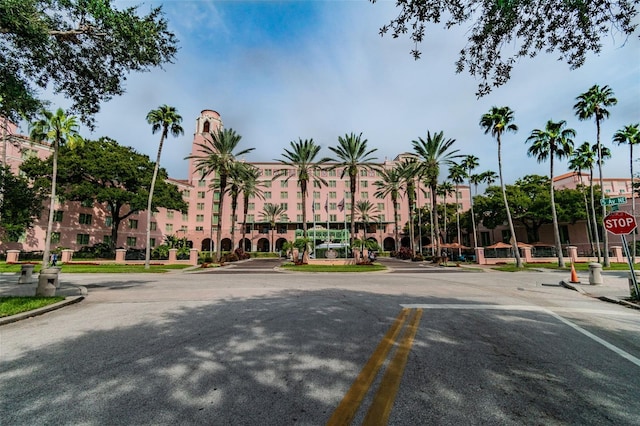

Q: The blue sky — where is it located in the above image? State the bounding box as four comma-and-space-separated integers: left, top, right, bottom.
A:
35, 1, 640, 183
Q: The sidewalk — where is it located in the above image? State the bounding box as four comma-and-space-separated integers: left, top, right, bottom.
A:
559, 269, 640, 310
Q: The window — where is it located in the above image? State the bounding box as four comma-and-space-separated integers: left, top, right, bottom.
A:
313, 192, 320, 199
329, 169, 337, 177
166, 223, 173, 232
329, 191, 337, 199
248, 202, 255, 210
280, 191, 288, 198
213, 192, 220, 201
480, 232, 491, 246
296, 192, 301, 199
212, 216, 219, 225
203, 120, 210, 133
361, 192, 369, 199
182, 213, 188, 221
79, 213, 92, 225
264, 191, 272, 199
76, 234, 90, 245
501, 229, 512, 243
330, 203, 337, 210
377, 203, 385, 211
280, 203, 288, 210
128, 219, 138, 229
296, 214, 303, 222
361, 181, 368, 188
195, 226, 204, 231
280, 180, 288, 188
105, 216, 112, 227
560, 225, 570, 244
53, 210, 64, 222
379, 214, 386, 222
182, 190, 190, 198
314, 214, 321, 222
198, 180, 206, 187
166, 210, 174, 219
329, 180, 336, 187
81, 199, 93, 208
313, 181, 321, 188
360, 170, 367, 177
197, 203, 205, 210
126, 236, 137, 246
314, 202, 320, 211
150, 222, 157, 231
198, 191, 205, 199
264, 169, 272, 177
212, 204, 219, 213
103, 235, 112, 245
150, 238, 156, 247
196, 214, 204, 222
263, 180, 272, 188
247, 214, 255, 223
181, 225, 187, 232
330, 214, 337, 221
51, 232, 61, 244
297, 203, 302, 211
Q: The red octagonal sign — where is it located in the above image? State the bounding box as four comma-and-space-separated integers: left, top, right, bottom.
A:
603, 211, 637, 235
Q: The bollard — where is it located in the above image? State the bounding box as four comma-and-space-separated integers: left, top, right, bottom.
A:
628, 271, 640, 300
588, 262, 603, 285
18, 264, 36, 284
40, 267, 61, 288
36, 271, 58, 297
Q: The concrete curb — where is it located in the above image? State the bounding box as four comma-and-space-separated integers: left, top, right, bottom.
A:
0, 294, 85, 326
560, 280, 640, 310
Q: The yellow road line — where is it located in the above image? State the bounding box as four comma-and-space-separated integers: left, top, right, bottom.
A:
363, 308, 423, 425
326, 308, 410, 426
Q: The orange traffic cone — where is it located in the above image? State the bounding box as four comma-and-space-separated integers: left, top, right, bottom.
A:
570, 263, 580, 284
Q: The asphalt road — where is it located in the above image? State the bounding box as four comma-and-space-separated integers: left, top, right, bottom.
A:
1, 260, 639, 425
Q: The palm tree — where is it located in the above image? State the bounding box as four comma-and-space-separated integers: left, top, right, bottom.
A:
30, 108, 82, 267
480, 106, 523, 267
226, 162, 253, 251
436, 181, 455, 244
396, 158, 420, 254
412, 131, 462, 255
613, 123, 639, 262
145, 105, 183, 269
260, 203, 287, 252
187, 128, 254, 262
324, 133, 378, 248
481, 170, 498, 186
526, 119, 576, 267
275, 138, 328, 244
574, 84, 617, 267
568, 143, 597, 259
461, 155, 480, 248
239, 165, 263, 251
374, 166, 403, 252
448, 163, 466, 253
355, 200, 379, 245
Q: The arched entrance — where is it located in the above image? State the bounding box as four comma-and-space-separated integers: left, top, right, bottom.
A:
366, 237, 378, 250
239, 238, 251, 252
257, 238, 270, 252
383, 237, 396, 252
400, 236, 410, 248
221, 238, 232, 251
275, 238, 288, 252
201, 238, 213, 252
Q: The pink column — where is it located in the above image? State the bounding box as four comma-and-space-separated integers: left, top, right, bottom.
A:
568, 246, 578, 263
521, 246, 533, 263
189, 249, 199, 266
168, 248, 178, 263
115, 249, 126, 263
474, 247, 485, 265
61, 249, 74, 263
6, 250, 20, 263
611, 246, 624, 263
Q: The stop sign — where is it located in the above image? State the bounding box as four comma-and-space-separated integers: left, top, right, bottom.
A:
603, 211, 637, 235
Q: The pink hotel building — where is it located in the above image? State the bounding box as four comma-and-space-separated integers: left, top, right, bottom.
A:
2, 109, 637, 256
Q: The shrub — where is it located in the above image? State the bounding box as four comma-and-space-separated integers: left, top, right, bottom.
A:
395, 247, 413, 260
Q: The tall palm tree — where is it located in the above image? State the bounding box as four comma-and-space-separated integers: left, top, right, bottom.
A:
145, 105, 183, 269
480, 106, 523, 267
574, 84, 617, 267
461, 155, 480, 248
374, 165, 403, 252
355, 200, 379, 246
275, 138, 328, 242
526, 119, 576, 267
226, 162, 252, 251
448, 163, 466, 252
324, 133, 378, 248
436, 181, 455, 244
613, 123, 639, 262
260, 203, 287, 252
396, 158, 420, 254
239, 165, 263, 251
412, 131, 462, 255
481, 170, 498, 186
187, 128, 254, 262
30, 108, 82, 267
568, 143, 597, 260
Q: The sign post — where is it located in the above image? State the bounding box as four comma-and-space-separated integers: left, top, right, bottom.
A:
603, 211, 638, 299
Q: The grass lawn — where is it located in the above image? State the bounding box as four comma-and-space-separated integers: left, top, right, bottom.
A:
0, 262, 193, 273
280, 263, 387, 273
0, 296, 65, 317
492, 262, 635, 272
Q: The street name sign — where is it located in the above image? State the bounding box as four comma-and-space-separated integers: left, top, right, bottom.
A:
603, 211, 637, 235
600, 196, 627, 206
